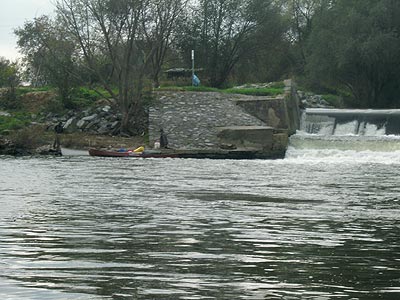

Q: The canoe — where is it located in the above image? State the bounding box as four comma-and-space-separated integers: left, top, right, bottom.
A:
88, 148, 178, 158
89, 148, 285, 159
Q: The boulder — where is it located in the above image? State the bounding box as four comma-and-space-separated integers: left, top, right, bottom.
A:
0, 110, 10, 116
35, 145, 61, 156
63, 117, 76, 130
82, 113, 98, 121
76, 119, 86, 129
102, 105, 111, 112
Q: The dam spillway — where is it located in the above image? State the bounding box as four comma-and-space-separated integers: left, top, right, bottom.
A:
289, 108, 400, 152
300, 108, 400, 136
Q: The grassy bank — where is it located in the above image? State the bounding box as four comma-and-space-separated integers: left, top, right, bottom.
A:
158, 82, 285, 97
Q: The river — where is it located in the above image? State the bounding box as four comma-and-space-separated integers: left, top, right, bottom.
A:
0, 147, 400, 299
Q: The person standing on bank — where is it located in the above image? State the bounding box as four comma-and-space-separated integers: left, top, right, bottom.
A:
159, 128, 169, 149
53, 122, 64, 150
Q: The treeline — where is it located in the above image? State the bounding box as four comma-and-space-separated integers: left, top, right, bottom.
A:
1, 0, 400, 134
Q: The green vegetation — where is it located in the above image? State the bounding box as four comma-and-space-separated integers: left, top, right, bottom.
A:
16, 86, 53, 95
321, 94, 344, 108
73, 87, 116, 102
223, 87, 283, 97
69, 87, 109, 109
304, 0, 400, 108
159, 86, 220, 92
8, 125, 48, 150
159, 84, 284, 96
0, 113, 32, 134
1, 0, 397, 133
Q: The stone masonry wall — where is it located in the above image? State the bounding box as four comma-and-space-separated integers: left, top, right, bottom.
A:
149, 92, 266, 149
236, 79, 301, 135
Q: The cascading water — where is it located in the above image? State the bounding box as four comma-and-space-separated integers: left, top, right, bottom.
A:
287, 108, 400, 159
300, 108, 400, 135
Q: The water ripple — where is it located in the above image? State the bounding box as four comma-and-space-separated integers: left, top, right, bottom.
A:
0, 156, 399, 299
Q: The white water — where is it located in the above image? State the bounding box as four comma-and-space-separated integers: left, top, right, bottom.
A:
286, 146, 400, 164
300, 108, 400, 136
289, 108, 400, 159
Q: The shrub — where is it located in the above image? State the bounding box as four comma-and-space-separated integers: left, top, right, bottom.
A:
322, 94, 344, 108
0, 114, 30, 133
41, 98, 66, 114
9, 125, 47, 149
0, 89, 22, 109
70, 87, 114, 109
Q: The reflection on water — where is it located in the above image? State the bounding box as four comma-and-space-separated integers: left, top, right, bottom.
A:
0, 155, 400, 299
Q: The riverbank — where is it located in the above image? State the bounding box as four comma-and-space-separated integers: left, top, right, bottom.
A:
0, 131, 146, 156
0, 82, 336, 157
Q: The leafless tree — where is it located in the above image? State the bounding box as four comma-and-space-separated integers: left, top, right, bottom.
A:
56, 0, 185, 134
143, 0, 188, 87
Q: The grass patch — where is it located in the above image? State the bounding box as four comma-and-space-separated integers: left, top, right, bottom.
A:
72, 87, 112, 101
224, 87, 283, 96
158, 85, 284, 96
16, 86, 53, 96
70, 87, 113, 109
159, 85, 220, 92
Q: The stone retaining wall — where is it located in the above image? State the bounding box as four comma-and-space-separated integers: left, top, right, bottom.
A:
236, 79, 301, 135
149, 92, 267, 149
149, 80, 300, 151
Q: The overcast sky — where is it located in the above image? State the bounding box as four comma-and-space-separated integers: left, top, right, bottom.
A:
0, 0, 55, 61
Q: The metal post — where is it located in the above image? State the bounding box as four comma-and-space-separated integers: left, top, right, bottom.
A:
191, 49, 194, 86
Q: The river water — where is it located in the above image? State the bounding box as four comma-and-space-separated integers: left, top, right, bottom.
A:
1, 147, 400, 299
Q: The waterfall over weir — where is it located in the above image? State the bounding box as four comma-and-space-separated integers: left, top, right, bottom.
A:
289, 108, 400, 152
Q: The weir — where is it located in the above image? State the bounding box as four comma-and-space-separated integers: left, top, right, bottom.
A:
289, 108, 400, 151
301, 108, 400, 136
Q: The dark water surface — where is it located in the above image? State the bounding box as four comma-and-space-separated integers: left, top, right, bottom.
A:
1, 152, 399, 299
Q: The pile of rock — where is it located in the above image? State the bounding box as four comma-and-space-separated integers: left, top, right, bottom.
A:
43, 104, 122, 135
297, 91, 334, 108
0, 137, 18, 155
0, 110, 10, 117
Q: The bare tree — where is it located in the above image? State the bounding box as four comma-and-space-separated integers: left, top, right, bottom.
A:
143, 0, 188, 87
176, 0, 282, 88
55, 0, 188, 134
55, 0, 149, 134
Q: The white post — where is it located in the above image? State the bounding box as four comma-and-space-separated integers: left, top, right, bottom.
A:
191, 49, 195, 86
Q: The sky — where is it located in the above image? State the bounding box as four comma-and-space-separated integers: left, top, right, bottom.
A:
0, 0, 55, 61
